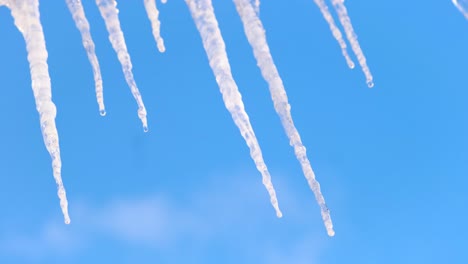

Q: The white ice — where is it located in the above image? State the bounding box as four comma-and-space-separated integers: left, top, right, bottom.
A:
454, 0, 468, 19
330, 0, 374, 87
186, 0, 283, 217
4, 0, 71, 224
234, 0, 334, 236
66, 0, 106, 116
313, 0, 354, 69
144, 0, 166, 53
96, 0, 149, 131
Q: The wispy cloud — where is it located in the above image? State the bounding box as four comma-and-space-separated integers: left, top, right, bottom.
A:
0, 173, 330, 263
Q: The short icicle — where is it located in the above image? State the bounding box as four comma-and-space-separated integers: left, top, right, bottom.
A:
143, 0, 166, 53
330, 0, 373, 87
66, 0, 106, 115
96, 0, 149, 131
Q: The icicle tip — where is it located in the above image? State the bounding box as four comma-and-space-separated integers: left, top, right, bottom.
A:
100, 109, 107, 116
367, 79, 374, 88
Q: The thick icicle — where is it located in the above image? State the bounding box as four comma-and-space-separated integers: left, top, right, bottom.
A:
234, 0, 334, 236
66, 0, 106, 116
454, 0, 468, 19
330, 0, 373, 88
96, 0, 148, 131
8, 0, 70, 224
186, 0, 282, 217
313, 0, 354, 69
143, 0, 166, 53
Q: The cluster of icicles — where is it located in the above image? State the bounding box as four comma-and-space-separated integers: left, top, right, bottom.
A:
0, 0, 377, 237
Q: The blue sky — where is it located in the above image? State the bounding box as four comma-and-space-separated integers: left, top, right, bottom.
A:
0, 0, 467, 263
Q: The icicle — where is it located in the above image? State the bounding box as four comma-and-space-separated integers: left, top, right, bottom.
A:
95, 0, 149, 131
161, 0, 167, 3
454, 0, 468, 19
313, 0, 354, 69
186, 0, 282, 218
330, 0, 373, 88
252, 0, 260, 15
8, 0, 70, 224
143, 0, 166, 53
66, 0, 106, 116
234, 0, 334, 236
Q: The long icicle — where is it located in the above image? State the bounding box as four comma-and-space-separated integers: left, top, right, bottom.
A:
234, 0, 334, 236
66, 0, 106, 116
8, 0, 70, 224
313, 0, 354, 69
330, 0, 373, 88
96, 0, 148, 131
453, 0, 468, 19
186, 0, 282, 217
143, 0, 166, 53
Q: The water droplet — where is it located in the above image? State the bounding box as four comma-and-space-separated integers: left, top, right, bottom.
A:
143, 126, 149, 133
367, 80, 374, 88
100, 109, 107, 116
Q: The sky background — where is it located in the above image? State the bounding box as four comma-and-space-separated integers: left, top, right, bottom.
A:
0, 0, 467, 263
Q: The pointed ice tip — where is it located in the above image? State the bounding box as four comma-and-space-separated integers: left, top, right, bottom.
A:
348, 61, 355, 69
158, 44, 166, 53
367, 80, 374, 88
276, 211, 283, 218
99, 109, 107, 116
143, 125, 149, 133
64, 218, 71, 225
327, 229, 335, 237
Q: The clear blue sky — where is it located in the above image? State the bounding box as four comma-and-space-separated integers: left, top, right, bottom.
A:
0, 1, 467, 263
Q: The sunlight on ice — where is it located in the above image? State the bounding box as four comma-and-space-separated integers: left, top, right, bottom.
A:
186, 0, 283, 218
453, 0, 468, 19
3, 0, 71, 224
66, 0, 106, 115
234, 0, 334, 236
144, 0, 166, 53
96, 0, 149, 131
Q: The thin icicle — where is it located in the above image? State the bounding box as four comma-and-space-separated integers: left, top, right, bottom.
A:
96, 0, 148, 131
186, 0, 282, 218
330, 0, 373, 88
313, 0, 354, 69
66, 0, 106, 116
161, 0, 167, 3
8, 0, 70, 224
454, 0, 468, 19
143, 0, 166, 53
234, 0, 334, 236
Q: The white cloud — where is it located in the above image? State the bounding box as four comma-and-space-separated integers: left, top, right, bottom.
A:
0, 173, 330, 263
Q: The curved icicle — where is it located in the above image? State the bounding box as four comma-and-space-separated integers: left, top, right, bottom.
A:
66, 0, 106, 116
330, 0, 374, 88
96, 0, 149, 131
186, 0, 282, 218
313, 0, 354, 69
8, 0, 71, 224
234, 0, 334, 236
143, 0, 166, 53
